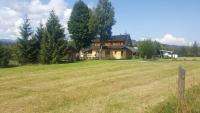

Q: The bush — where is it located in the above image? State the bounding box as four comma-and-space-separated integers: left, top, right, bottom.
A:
138, 39, 162, 59
0, 46, 10, 67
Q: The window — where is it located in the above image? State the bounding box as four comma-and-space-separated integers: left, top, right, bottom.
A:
88, 50, 92, 54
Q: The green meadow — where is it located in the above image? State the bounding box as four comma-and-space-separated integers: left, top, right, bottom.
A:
0, 60, 200, 113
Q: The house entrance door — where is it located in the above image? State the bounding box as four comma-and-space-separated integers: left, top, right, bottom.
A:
105, 50, 110, 58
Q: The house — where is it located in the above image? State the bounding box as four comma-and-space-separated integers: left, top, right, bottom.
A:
80, 34, 137, 60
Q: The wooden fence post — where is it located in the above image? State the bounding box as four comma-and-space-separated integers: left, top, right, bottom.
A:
177, 65, 186, 113
178, 65, 185, 99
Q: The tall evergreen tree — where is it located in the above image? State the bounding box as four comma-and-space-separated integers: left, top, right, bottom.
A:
68, 0, 92, 51
27, 37, 40, 63
89, 0, 115, 59
35, 23, 44, 49
40, 10, 65, 64
17, 16, 33, 64
191, 41, 199, 57
33, 23, 44, 62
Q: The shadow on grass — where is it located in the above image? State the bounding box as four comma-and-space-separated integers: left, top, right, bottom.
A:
0, 64, 19, 68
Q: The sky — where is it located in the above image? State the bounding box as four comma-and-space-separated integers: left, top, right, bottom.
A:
0, 0, 200, 46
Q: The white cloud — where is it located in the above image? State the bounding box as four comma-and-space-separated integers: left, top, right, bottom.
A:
0, 0, 72, 40
157, 34, 188, 46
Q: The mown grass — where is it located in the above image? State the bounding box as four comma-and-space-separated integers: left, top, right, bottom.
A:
0, 60, 200, 113
148, 85, 200, 113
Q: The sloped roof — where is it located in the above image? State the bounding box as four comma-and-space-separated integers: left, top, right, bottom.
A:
81, 46, 138, 53
126, 46, 138, 53
92, 34, 133, 46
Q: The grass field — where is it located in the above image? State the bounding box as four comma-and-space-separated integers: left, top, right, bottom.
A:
0, 60, 200, 113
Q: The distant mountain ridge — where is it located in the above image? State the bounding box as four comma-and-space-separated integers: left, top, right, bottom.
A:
0, 39, 16, 44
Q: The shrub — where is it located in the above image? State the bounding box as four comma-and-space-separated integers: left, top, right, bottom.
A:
0, 46, 10, 67
138, 39, 162, 59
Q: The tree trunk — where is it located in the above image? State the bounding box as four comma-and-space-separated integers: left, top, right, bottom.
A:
99, 44, 102, 60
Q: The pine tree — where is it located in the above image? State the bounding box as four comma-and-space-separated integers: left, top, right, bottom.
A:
17, 16, 33, 64
40, 10, 65, 64
68, 0, 92, 51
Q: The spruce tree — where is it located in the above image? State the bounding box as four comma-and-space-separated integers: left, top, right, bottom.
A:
27, 37, 39, 63
34, 23, 44, 62
17, 17, 33, 64
68, 0, 92, 51
35, 23, 44, 49
40, 10, 65, 64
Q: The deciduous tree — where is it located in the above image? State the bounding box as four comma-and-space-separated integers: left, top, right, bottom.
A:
138, 40, 161, 59
89, 0, 115, 59
68, 0, 92, 51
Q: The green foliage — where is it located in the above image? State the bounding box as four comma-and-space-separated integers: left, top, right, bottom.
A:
154, 41, 163, 55
89, 0, 115, 39
0, 45, 10, 67
27, 37, 40, 63
149, 85, 200, 113
68, 0, 92, 50
40, 10, 65, 64
179, 46, 189, 57
138, 39, 162, 59
148, 96, 177, 113
1, 43, 17, 61
17, 17, 34, 64
186, 86, 200, 113
66, 40, 78, 62
191, 41, 199, 57
35, 23, 44, 49
163, 41, 200, 57
31, 23, 45, 63
17, 17, 40, 64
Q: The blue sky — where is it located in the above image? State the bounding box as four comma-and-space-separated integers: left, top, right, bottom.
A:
0, 0, 200, 45
41, 0, 200, 45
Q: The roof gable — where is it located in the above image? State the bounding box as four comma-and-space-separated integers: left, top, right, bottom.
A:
92, 34, 133, 46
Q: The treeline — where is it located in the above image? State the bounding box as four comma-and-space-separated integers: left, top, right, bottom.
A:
0, 0, 115, 67
138, 39, 162, 59
164, 41, 200, 57
137, 39, 200, 59
16, 11, 67, 64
